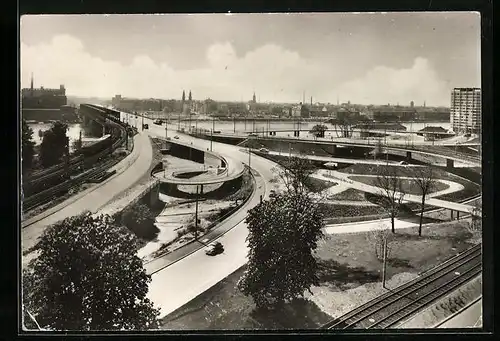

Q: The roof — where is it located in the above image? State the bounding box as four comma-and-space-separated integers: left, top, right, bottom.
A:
418, 126, 448, 132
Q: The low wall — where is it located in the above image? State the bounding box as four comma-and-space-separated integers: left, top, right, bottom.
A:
115, 180, 161, 220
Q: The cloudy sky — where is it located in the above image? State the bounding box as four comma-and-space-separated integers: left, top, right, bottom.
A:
20, 13, 480, 106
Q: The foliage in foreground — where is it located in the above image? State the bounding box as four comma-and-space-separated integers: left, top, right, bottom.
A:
23, 212, 159, 331
238, 193, 324, 309
39, 121, 69, 168
21, 119, 35, 172
119, 202, 160, 241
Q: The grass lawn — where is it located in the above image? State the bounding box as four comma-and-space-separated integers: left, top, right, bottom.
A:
159, 220, 476, 330
348, 175, 450, 195
340, 164, 480, 203
320, 203, 385, 220
327, 188, 374, 201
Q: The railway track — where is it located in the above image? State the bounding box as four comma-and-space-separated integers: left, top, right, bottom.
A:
22, 115, 128, 213
322, 243, 482, 329
22, 146, 124, 213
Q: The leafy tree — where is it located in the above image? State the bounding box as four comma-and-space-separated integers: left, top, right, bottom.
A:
39, 121, 69, 167
409, 166, 437, 236
238, 192, 324, 309
120, 203, 160, 241
21, 119, 35, 172
374, 166, 406, 233
309, 124, 328, 138
22, 212, 160, 331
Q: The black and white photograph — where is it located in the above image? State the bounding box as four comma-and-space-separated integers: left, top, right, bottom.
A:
20, 12, 484, 332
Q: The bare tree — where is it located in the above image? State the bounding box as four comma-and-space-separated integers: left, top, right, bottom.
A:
410, 166, 437, 236
466, 200, 482, 239
271, 154, 316, 196
374, 166, 406, 233
366, 220, 395, 260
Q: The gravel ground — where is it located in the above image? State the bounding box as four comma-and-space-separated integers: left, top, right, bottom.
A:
397, 275, 482, 328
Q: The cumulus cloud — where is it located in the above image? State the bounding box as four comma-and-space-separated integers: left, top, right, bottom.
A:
21, 35, 450, 105
334, 57, 449, 106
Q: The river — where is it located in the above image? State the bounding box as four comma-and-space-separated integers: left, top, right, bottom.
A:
132, 117, 450, 134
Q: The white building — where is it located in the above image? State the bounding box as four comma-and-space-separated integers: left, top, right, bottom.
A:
450, 88, 481, 134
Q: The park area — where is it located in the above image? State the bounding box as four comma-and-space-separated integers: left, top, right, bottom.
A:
159, 220, 478, 330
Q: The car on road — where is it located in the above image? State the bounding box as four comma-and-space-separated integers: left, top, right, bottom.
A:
259, 148, 269, 153
248, 133, 258, 137
174, 135, 180, 139
269, 189, 277, 198
399, 161, 408, 165
166, 137, 171, 141
153, 119, 163, 125
143, 124, 149, 129
205, 241, 224, 256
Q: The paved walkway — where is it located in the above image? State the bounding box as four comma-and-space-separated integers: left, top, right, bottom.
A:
22, 132, 153, 261
327, 170, 476, 214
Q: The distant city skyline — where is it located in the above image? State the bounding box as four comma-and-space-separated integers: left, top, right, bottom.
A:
21, 13, 481, 106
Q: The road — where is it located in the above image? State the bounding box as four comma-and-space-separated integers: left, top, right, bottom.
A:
138, 116, 288, 318
131, 114, 479, 319
21, 131, 153, 263
437, 298, 482, 328
206, 132, 480, 166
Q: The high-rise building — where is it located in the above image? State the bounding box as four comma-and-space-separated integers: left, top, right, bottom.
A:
450, 88, 481, 134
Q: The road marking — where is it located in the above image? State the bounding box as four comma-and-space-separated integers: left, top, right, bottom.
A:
203, 238, 209, 242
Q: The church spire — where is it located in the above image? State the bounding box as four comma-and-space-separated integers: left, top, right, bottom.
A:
252, 91, 256, 103
188, 90, 192, 102
182, 90, 185, 102
30, 72, 34, 90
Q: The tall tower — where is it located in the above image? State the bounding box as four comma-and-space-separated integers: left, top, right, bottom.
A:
451, 88, 481, 134
30, 72, 34, 90
182, 90, 186, 102
188, 90, 192, 102
252, 92, 256, 103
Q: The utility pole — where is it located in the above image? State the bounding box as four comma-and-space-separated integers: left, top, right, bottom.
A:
233, 116, 236, 133
142, 115, 144, 131
382, 237, 388, 288
248, 146, 251, 169
210, 129, 213, 151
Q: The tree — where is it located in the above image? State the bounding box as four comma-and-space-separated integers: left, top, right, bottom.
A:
365, 220, 395, 260
466, 200, 482, 239
374, 166, 406, 233
309, 124, 328, 138
39, 121, 69, 167
22, 212, 160, 331
410, 166, 437, 236
238, 192, 324, 309
21, 119, 35, 172
271, 155, 316, 196
120, 203, 160, 241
